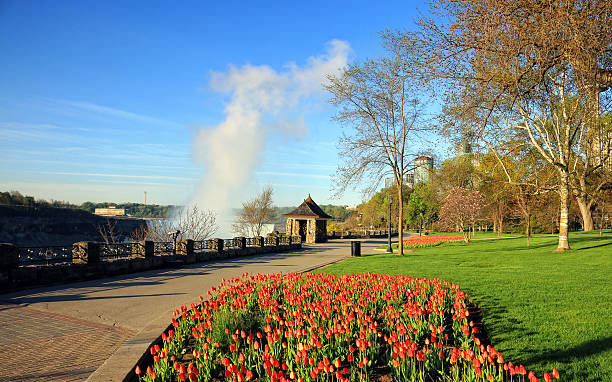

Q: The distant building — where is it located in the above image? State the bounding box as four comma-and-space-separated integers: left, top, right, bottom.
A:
593, 134, 612, 172
414, 156, 434, 185
405, 173, 415, 189
381, 156, 434, 190
384, 177, 395, 188
457, 138, 473, 156
283, 195, 332, 243
94, 206, 126, 216
384, 174, 415, 189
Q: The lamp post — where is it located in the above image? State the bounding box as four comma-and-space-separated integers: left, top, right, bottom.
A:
387, 196, 393, 253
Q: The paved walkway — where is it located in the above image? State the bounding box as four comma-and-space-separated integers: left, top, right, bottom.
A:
0, 237, 395, 382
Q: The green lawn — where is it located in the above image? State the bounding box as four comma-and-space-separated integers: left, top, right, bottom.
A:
319, 234, 612, 381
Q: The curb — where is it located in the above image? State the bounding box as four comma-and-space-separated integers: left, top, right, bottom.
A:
86, 311, 174, 382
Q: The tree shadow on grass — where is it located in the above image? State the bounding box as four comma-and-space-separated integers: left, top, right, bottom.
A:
576, 241, 612, 251
526, 335, 612, 364
522, 336, 612, 381
475, 297, 538, 350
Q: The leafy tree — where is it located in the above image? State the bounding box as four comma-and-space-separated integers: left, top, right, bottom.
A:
406, 183, 439, 234
433, 155, 479, 193
355, 185, 411, 231
393, 0, 612, 251
319, 204, 351, 220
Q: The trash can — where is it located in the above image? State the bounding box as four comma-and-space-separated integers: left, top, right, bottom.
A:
351, 241, 361, 257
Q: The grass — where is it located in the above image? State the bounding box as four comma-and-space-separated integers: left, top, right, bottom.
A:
318, 233, 612, 381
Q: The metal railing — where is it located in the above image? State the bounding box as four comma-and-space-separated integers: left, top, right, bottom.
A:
18, 246, 73, 265
15, 234, 302, 266
193, 240, 209, 253
223, 239, 235, 249
154, 241, 174, 255
100, 243, 134, 260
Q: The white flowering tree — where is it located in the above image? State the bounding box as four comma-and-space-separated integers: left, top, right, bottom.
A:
439, 187, 486, 243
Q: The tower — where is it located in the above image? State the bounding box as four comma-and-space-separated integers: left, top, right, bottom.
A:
414, 156, 433, 185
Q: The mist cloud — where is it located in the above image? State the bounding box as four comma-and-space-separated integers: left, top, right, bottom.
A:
191, 40, 351, 215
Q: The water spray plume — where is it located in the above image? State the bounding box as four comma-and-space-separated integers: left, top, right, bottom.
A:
190, 40, 351, 233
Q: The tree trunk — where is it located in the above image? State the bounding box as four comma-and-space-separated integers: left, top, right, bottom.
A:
576, 197, 595, 231
526, 213, 531, 247
397, 188, 404, 256
555, 170, 572, 251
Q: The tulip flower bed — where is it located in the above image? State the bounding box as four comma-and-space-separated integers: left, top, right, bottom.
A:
402, 235, 463, 249
135, 272, 559, 382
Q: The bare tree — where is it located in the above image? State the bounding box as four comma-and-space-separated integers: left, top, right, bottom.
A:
325, 37, 429, 256
392, 0, 612, 251
98, 218, 118, 244
233, 186, 275, 237
131, 205, 217, 242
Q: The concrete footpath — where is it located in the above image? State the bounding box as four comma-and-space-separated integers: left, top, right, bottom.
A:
0, 237, 393, 382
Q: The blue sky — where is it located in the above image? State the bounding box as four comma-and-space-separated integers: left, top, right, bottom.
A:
0, 0, 431, 208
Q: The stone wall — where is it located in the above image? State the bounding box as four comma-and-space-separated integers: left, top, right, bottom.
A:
306, 219, 316, 243
0, 241, 301, 291
315, 220, 327, 243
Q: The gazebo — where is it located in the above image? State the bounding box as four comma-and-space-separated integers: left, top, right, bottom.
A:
283, 195, 332, 243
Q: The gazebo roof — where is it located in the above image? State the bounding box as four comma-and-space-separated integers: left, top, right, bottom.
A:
283, 194, 332, 220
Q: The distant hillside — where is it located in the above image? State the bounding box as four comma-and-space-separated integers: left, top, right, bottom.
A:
0, 205, 146, 247
0, 191, 173, 218
79, 202, 173, 218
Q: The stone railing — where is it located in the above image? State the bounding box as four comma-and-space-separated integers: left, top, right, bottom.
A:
0, 235, 301, 290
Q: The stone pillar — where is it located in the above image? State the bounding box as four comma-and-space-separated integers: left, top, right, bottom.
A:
208, 238, 223, 252
254, 236, 264, 247
177, 239, 194, 256
72, 241, 100, 264
0, 243, 19, 269
272, 236, 280, 247
285, 219, 293, 236
132, 240, 154, 258
234, 237, 246, 250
